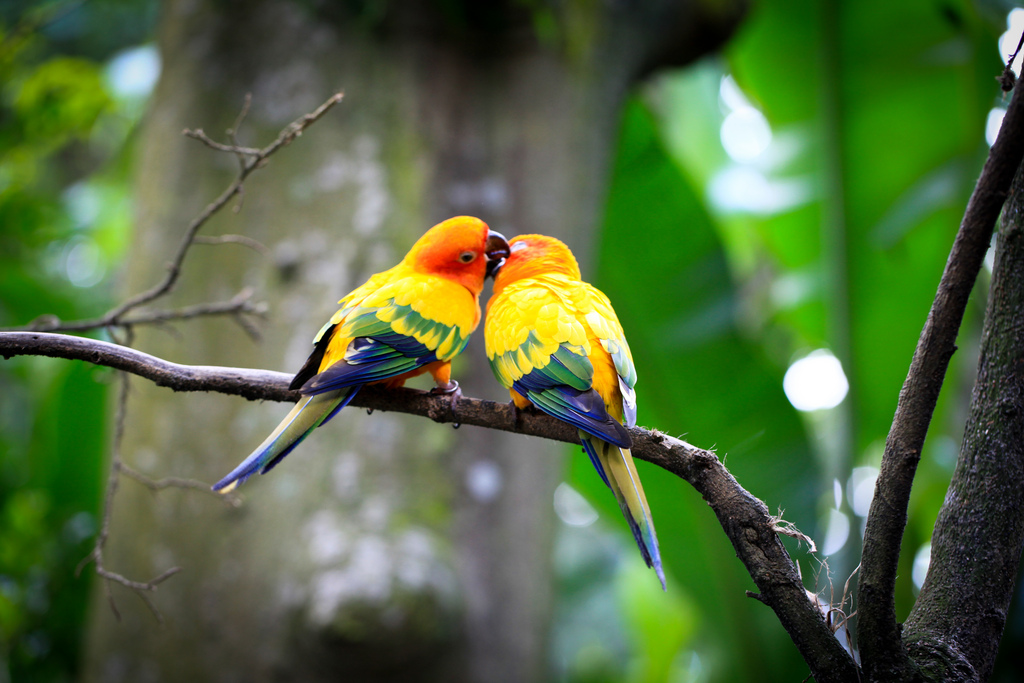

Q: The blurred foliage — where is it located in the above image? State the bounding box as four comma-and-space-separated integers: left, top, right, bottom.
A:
587, 100, 817, 682
720, 0, 998, 623
554, 0, 1011, 681
0, 0, 1019, 681
0, 1, 156, 681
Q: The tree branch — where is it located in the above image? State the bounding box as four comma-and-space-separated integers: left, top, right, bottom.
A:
5, 91, 344, 335
104, 91, 343, 322
17, 288, 267, 334
193, 233, 271, 255
858, 75, 1024, 680
0, 329, 860, 683
899, 153, 1024, 682
29, 93, 342, 621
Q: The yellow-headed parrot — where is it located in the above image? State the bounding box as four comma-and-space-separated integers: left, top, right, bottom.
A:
213, 216, 510, 493
485, 234, 664, 588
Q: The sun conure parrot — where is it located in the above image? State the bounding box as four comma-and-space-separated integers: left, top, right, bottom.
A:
485, 234, 664, 589
213, 216, 510, 494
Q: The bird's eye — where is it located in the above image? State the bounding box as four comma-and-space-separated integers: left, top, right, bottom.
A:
458, 251, 476, 263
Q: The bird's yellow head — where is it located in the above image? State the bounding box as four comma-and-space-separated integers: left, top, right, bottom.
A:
490, 234, 581, 296
405, 216, 510, 296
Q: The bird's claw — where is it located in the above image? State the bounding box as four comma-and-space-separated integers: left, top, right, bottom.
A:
430, 380, 461, 423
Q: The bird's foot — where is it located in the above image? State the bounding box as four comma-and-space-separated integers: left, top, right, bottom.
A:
430, 380, 461, 425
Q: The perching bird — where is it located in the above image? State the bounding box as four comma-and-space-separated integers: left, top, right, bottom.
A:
485, 234, 664, 588
213, 216, 510, 494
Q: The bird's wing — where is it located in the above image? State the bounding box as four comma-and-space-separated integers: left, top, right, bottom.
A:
486, 275, 631, 448
579, 282, 638, 427
294, 269, 475, 395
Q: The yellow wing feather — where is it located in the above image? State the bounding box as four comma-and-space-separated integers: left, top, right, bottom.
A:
486, 273, 630, 414
316, 263, 482, 373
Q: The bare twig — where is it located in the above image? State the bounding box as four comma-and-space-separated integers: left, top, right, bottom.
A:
182, 129, 262, 157
224, 94, 254, 210
21, 93, 342, 625
193, 234, 270, 255
119, 462, 241, 508
105, 91, 342, 322
5, 91, 344, 336
858, 46, 1024, 681
16, 288, 268, 333
75, 371, 181, 623
0, 330, 859, 683
746, 590, 768, 605
227, 93, 252, 147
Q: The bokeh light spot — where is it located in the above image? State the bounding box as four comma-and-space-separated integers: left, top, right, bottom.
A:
783, 349, 849, 412
821, 509, 850, 556
720, 107, 772, 161
913, 543, 931, 591
986, 108, 1006, 147
554, 483, 599, 527
105, 45, 161, 99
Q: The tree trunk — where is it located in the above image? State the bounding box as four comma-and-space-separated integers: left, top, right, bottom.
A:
900, 160, 1024, 681
81, 2, 743, 681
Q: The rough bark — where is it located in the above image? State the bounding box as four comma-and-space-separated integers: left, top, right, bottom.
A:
78, 2, 745, 682
858, 83, 1024, 681
899, 158, 1024, 681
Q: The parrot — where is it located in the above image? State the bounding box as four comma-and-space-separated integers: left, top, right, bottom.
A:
484, 234, 665, 589
213, 216, 511, 494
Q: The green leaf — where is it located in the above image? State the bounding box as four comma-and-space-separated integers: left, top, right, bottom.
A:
578, 98, 819, 682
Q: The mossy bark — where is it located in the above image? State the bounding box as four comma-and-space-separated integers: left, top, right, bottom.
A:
901, 159, 1024, 681
80, 2, 744, 681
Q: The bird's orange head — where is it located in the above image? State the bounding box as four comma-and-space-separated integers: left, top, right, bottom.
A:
490, 234, 581, 296
404, 216, 510, 296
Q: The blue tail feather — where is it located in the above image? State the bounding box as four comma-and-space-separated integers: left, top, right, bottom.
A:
212, 389, 351, 493
581, 437, 611, 489
319, 385, 361, 427
583, 434, 665, 590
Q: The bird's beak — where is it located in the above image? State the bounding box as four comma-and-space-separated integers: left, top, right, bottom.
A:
485, 230, 510, 278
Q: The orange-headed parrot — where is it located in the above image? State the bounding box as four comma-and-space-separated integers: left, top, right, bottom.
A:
213, 216, 510, 493
485, 234, 664, 588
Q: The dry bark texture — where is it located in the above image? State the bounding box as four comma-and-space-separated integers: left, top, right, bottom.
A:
900, 158, 1024, 682
858, 82, 1024, 682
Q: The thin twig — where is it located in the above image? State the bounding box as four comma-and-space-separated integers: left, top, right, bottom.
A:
74, 370, 196, 623
746, 591, 768, 605
15, 289, 268, 333
105, 92, 343, 322
193, 234, 271, 255
181, 129, 262, 157
227, 94, 252, 146
6, 91, 344, 336
26, 93, 343, 625
76, 370, 180, 623
226, 94, 253, 209
119, 462, 241, 508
